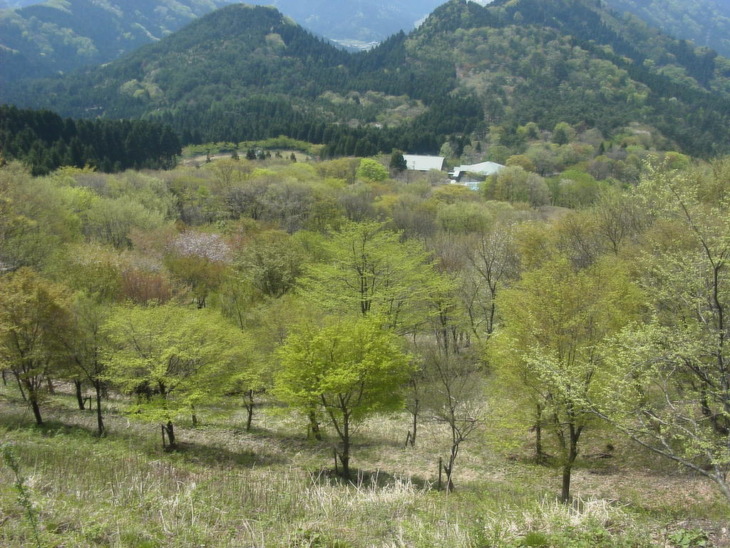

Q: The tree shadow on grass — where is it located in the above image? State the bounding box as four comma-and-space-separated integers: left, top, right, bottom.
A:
168, 439, 289, 468
0, 407, 102, 440
312, 466, 434, 491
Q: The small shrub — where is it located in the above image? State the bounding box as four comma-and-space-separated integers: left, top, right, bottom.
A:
668, 528, 709, 548
522, 531, 549, 546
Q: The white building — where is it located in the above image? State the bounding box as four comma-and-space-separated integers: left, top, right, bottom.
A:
449, 161, 504, 180
403, 155, 445, 172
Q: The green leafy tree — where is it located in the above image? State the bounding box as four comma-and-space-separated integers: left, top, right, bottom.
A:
596, 159, 730, 504
552, 122, 575, 145
389, 150, 408, 174
276, 316, 412, 479
0, 268, 73, 425
103, 303, 246, 449
494, 256, 640, 502
300, 221, 448, 332
235, 230, 305, 299
356, 158, 389, 182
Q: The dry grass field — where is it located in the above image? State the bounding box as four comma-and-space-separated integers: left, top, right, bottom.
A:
1, 382, 728, 547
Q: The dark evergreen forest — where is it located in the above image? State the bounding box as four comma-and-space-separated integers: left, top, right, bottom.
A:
0, 106, 181, 175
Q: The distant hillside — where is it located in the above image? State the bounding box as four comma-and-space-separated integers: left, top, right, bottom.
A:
605, 0, 730, 58
0, 0, 232, 83
0, 0, 444, 84
4, 0, 730, 158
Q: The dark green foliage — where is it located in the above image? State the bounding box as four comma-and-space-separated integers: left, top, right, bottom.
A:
605, 0, 730, 58
390, 150, 407, 172
0, 0, 234, 84
0, 105, 181, 175
4, 0, 730, 158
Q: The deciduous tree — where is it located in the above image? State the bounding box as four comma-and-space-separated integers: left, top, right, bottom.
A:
494, 256, 639, 502
0, 268, 73, 425
300, 221, 447, 332
275, 316, 412, 479
103, 303, 246, 449
596, 160, 730, 504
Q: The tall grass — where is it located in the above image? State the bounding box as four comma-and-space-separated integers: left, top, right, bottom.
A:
0, 385, 725, 547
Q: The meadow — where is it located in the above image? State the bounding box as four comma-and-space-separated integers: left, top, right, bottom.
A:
1, 381, 726, 547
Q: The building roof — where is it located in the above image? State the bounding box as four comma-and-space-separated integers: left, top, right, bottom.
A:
449, 161, 504, 179
403, 155, 445, 171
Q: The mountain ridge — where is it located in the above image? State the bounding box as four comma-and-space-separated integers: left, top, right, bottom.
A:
3, 0, 730, 159
0, 0, 446, 84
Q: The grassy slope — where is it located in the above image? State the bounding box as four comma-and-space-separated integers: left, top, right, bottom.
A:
0, 382, 728, 547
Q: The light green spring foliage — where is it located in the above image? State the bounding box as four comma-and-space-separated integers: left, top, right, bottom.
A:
102, 303, 251, 423
596, 159, 730, 499
299, 221, 452, 332
355, 158, 389, 182
491, 255, 642, 437
0, 164, 83, 269
275, 315, 413, 424
0, 268, 74, 398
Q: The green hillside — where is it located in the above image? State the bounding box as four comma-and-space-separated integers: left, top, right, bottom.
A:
3, 0, 730, 158
606, 0, 730, 58
3, 6, 730, 547
0, 0, 445, 84
0, 0, 233, 83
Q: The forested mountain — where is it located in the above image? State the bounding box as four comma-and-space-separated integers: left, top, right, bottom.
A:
605, 0, 730, 58
0, 0, 444, 84
3, 0, 729, 87
0, 0, 233, 83
4, 0, 730, 158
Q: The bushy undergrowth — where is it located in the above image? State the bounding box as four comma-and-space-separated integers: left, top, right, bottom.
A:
0, 387, 725, 547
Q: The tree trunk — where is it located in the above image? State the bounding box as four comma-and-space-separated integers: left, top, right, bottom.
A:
191, 405, 198, 427
14, 372, 27, 402
560, 430, 580, 503
338, 415, 351, 480
244, 390, 254, 432
409, 397, 419, 447
74, 380, 85, 410
714, 473, 730, 506
46, 377, 55, 395
94, 381, 105, 437
561, 461, 573, 504
445, 432, 459, 493
164, 421, 176, 450
442, 465, 455, 492
30, 397, 43, 426
535, 403, 546, 464
308, 409, 322, 441
1, 369, 6, 386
